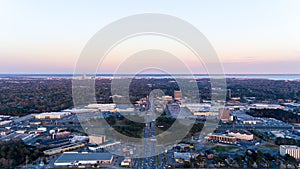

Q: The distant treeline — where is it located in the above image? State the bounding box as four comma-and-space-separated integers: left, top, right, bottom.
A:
0, 78, 300, 116
247, 109, 300, 123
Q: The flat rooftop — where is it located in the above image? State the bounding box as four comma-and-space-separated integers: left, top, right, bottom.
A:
55, 152, 113, 163
280, 145, 300, 149
36, 112, 70, 116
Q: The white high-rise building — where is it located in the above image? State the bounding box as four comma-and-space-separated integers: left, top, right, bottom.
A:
280, 145, 300, 159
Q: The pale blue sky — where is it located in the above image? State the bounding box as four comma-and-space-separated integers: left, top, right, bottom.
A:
0, 0, 299, 74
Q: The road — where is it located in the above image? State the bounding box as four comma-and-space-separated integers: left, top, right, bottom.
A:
142, 96, 157, 169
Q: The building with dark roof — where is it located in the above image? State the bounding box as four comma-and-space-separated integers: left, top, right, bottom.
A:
54, 152, 113, 166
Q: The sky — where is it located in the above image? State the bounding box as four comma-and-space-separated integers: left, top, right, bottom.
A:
0, 0, 299, 74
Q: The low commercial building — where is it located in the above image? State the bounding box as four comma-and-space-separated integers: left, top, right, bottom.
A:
16, 130, 26, 134
30, 121, 42, 125
249, 104, 284, 110
193, 112, 217, 116
271, 131, 285, 138
0, 132, 31, 142
85, 104, 117, 112
228, 131, 253, 141
174, 152, 191, 162
116, 108, 135, 113
0, 115, 10, 119
34, 112, 71, 119
37, 127, 47, 132
0, 129, 12, 136
43, 143, 85, 155
162, 95, 173, 101
0, 120, 12, 126
121, 158, 131, 167
71, 136, 89, 143
54, 152, 113, 166
280, 145, 300, 159
88, 141, 121, 151
52, 131, 71, 139
184, 103, 211, 112
241, 119, 264, 125
21, 134, 38, 143
208, 134, 237, 144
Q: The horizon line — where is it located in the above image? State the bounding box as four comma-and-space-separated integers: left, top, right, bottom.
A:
1, 73, 300, 76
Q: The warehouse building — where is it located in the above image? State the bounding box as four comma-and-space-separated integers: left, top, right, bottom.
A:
54, 152, 113, 166
43, 143, 85, 155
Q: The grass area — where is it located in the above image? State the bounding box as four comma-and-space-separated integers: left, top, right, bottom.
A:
156, 128, 166, 135
211, 145, 238, 152
259, 142, 279, 151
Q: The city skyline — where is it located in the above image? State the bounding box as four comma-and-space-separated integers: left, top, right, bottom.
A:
0, 0, 300, 74
1, 1, 300, 168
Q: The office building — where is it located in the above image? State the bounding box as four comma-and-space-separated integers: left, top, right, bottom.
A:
174, 90, 182, 100
89, 135, 106, 144
219, 108, 232, 123
280, 145, 300, 159
208, 134, 237, 144
228, 131, 253, 141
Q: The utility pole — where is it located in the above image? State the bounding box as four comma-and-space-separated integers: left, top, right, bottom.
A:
26, 155, 28, 169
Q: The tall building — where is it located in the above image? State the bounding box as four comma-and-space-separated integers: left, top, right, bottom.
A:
227, 89, 232, 99
174, 90, 182, 100
280, 145, 300, 159
219, 108, 232, 123
82, 73, 86, 80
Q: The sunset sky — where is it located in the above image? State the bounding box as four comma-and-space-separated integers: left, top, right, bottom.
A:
0, 0, 299, 74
